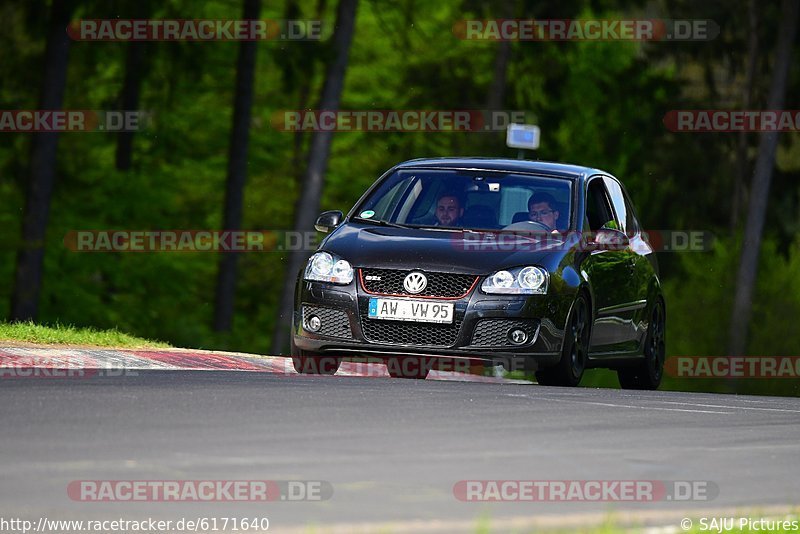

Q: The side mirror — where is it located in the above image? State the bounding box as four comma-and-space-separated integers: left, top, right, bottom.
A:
314, 210, 343, 233
593, 227, 630, 250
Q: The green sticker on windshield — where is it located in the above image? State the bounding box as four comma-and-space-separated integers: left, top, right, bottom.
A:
360, 210, 375, 219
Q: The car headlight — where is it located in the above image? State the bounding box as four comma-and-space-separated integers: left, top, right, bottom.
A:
304, 252, 354, 284
482, 266, 548, 294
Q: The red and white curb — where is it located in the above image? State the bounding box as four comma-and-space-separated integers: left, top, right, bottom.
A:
0, 347, 524, 383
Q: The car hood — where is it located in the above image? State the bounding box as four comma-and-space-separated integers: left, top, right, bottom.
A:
320, 222, 567, 275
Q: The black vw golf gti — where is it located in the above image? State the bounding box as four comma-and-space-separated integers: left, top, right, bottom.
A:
291, 158, 665, 389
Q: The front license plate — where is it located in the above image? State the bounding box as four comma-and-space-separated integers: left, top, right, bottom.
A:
368, 298, 454, 324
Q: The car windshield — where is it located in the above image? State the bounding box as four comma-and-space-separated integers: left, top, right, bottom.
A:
352, 169, 572, 231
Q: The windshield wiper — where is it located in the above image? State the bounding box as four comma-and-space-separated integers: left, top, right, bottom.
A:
404, 225, 491, 234
352, 217, 409, 229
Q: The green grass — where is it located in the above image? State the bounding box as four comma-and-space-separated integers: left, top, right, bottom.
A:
0, 321, 170, 348
472, 510, 800, 534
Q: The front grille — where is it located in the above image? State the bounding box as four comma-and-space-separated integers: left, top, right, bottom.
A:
302, 305, 353, 339
469, 319, 539, 347
359, 304, 462, 347
360, 269, 477, 298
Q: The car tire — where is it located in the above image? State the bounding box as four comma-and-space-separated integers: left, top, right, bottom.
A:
387, 357, 430, 379
535, 293, 590, 387
290, 339, 341, 375
617, 300, 665, 390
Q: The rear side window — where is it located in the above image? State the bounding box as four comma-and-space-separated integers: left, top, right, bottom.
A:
603, 177, 640, 234
622, 190, 641, 234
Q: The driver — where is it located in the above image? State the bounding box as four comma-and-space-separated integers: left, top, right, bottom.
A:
527, 192, 560, 231
434, 191, 464, 227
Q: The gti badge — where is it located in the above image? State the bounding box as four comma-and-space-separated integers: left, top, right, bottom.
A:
403, 272, 427, 294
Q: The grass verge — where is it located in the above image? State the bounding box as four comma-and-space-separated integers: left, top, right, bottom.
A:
0, 321, 170, 348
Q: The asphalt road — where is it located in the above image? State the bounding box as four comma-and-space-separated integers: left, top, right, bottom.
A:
2, 369, 800, 532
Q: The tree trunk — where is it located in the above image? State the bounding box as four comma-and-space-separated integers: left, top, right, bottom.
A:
115, 41, 146, 171
728, 0, 799, 356
730, 0, 759, 230
270, 0, 359, 354
288, 0, 328, 187
213, 0, 261, 332
485, 0, 515, 112
10, 0, 74, 321
486, 40, 511, 111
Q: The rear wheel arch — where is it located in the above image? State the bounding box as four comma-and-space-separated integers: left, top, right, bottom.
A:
577, 284, 595, 336
618, 299, 665, 390
647, 292, 666, 341
647, 274, 664, 310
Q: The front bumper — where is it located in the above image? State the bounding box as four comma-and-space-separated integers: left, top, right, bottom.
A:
292, 273, 570, 371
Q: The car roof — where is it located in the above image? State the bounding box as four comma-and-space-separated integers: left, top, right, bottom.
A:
394, 157, 611, 181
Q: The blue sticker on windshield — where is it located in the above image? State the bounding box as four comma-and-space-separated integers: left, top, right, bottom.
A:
360, 210, 375, 219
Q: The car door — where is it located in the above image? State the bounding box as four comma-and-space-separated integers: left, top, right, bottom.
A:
603, 176, 654, 351
581, 176, 638, 354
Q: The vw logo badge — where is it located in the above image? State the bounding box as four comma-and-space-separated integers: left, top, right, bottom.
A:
403, 272, 427, 294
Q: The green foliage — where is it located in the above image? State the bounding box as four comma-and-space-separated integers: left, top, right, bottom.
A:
750, 238, 800, 356
661, 239, 739, 358
664, 237, 800, 359
661, 237, 800, 396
